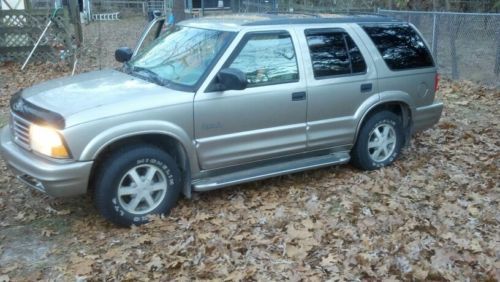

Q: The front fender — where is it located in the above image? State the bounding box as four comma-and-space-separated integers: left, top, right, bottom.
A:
77, 120, 199, 174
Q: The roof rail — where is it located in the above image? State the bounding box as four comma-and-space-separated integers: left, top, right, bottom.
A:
345, 11, 391, 17
264, 11, 321, 18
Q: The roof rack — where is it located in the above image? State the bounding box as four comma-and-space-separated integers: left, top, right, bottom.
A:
344, 11, 391, 17
264, 11, 321, 18
263, 11, 392, 19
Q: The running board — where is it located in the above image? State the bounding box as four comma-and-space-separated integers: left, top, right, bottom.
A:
192, 152, 350, 192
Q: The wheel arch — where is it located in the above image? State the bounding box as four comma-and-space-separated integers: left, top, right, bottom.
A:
86, 130, 195, 199
354, 96, 414, 145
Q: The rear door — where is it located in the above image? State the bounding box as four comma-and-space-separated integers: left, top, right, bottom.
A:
297, 25, 379, 149
194, 29, 308, 170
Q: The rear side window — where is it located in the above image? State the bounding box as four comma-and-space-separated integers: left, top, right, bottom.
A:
361, 24, 434, 70
305, 29, 367, 78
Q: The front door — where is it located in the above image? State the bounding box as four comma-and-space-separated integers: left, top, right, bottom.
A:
194, 30, 307, 170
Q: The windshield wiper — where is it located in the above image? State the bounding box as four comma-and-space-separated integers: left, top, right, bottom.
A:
130, 65, 170, 87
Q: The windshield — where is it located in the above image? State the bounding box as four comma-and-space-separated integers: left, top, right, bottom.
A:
128, 26, 234, 88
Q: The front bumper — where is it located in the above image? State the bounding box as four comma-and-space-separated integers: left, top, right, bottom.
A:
413, 101, 444, 132
0, 126, 93, 197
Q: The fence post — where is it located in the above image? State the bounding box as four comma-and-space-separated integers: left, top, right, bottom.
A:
449, 14, 460, 80
495, 23, 500, 76
68, 0, 82, 46
431, 12, 439, 65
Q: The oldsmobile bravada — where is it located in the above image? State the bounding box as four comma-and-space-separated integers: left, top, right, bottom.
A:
1, 14, 443, 226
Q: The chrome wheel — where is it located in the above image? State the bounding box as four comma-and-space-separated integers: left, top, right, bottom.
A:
117, 164, 168, 215
367, 123, 397, 162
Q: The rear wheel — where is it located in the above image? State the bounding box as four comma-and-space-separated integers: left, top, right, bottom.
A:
94, 145, 181, 226
351, 111, 404, 170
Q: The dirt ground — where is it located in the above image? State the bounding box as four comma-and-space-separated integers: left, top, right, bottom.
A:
0, 18, 499, 281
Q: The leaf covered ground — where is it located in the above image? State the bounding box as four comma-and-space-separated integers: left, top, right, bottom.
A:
0, 60, 499, 281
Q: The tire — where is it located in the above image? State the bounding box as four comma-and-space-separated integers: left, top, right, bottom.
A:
351, 111, 404, 171
94, 145, 181, 227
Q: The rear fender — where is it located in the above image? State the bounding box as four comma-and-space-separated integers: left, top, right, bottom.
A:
354, 91, 415, 142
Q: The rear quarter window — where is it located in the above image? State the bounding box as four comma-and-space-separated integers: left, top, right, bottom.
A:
361, 24, 434, 71
305, 29, 367, 78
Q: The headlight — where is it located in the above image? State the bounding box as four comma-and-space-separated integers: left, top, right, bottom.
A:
29, 124, 70, 159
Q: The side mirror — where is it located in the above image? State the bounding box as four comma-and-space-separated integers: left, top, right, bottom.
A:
217, 68, 247, 91
115, 47, 133, 63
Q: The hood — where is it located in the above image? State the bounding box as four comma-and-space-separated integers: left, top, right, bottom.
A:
20, 69, 191, 127
23, 69, 161, 117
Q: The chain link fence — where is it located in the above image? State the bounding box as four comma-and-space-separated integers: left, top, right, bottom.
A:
77, 0, 147, 72
73, 3, 500, 86
233, 0, 374, 14
378, 9, 500, 86
76, 0, 193, 72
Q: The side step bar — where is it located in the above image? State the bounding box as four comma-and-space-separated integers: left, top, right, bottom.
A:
192, 152, 350, 192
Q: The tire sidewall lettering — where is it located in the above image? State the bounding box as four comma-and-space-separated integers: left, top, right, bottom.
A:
135, 158, 175, 184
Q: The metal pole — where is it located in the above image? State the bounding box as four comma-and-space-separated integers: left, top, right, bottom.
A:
21, 20, 52, 70
495, 24, 500, 75
431, 13, 437, 55
1, 0, 13, 9
71, 58, 78, 76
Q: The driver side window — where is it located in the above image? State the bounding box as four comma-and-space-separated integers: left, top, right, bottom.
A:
227, 32, 299, 87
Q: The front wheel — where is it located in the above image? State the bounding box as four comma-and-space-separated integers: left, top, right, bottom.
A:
351, 111, 404, 170
94, 145, 181, 226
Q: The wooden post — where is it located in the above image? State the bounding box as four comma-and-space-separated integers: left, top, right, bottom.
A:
68, 0, 82, 46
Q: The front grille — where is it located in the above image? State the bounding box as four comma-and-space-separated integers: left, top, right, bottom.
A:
11, 114, 31, 150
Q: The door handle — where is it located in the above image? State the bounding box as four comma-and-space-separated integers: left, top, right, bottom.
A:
292, 91, 306, 101
360, 83, 373, 93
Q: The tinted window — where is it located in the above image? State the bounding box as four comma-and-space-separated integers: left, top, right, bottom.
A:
345, 35, 366, 73
228, 32, 298, 87
305, 29, 366, 78
362, 24, 434, 70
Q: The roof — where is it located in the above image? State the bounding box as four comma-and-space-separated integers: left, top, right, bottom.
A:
180, 13, 401, 31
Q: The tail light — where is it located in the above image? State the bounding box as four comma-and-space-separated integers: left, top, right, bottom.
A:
433, 73, 440, 100
434, 73, 440, 93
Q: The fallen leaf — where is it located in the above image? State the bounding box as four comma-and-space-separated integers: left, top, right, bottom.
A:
286, 223, 312, 240
73, 260, 93, 276
41, 228, 57, 237
147, 254, 164, 272
431, 249, 453, 271
0, 263, 18, 274
285, 244, 308, 260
